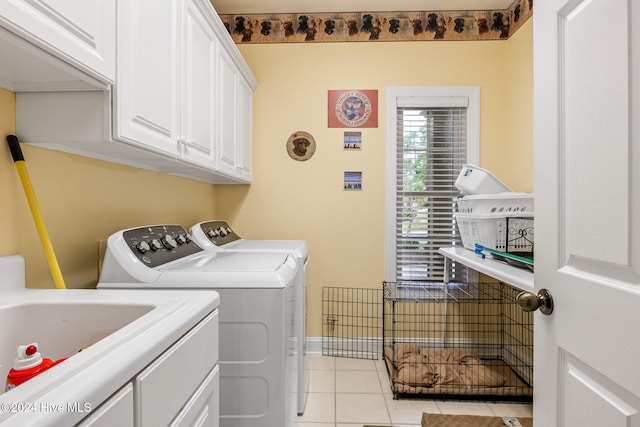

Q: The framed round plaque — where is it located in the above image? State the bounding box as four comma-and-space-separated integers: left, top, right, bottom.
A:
286, 131, 316, 161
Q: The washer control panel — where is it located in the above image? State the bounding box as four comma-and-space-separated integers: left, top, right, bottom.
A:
197, 220, 241, 246
122, 225, 203, 268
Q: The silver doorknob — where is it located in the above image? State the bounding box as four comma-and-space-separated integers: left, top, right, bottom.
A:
516, 289, 554, 315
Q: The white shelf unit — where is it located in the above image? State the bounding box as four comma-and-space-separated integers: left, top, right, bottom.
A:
438, 246, 534, 293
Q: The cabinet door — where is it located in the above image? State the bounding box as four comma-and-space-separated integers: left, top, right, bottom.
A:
170, 366, 219, 427
113, 0, 181, 159
136, 311, 218, 427
76, 383, 133, 427
236, 76, 253, 182
0, 0, 115, 84
217, 47, 240, 178
180, 0, 218, 169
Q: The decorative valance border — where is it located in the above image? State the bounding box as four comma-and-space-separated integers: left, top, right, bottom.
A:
218, 0, 532, 44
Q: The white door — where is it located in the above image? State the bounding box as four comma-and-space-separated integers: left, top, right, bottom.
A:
534, 1, 640, 426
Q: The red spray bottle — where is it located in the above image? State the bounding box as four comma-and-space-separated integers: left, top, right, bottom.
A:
5, 343, 66, 392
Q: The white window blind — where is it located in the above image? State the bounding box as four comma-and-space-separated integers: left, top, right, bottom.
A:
393, 103, 467, 283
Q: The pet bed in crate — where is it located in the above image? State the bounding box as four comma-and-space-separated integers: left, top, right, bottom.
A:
384, 343, 532, 399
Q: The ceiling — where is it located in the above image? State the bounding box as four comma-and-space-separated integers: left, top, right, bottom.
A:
209, 0, 515, 14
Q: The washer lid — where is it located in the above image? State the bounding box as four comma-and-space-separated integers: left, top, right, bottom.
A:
160, 251, 290, 273
100, 251, 298, 289
223, 239, 308, 259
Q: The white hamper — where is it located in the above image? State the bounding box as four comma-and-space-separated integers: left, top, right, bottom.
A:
456, 193, 533, 214
454, 213, 534, 254
454, 164, 513, 195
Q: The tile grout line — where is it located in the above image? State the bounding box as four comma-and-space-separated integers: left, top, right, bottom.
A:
378, 357, 395, 425
336, 357, 340, 423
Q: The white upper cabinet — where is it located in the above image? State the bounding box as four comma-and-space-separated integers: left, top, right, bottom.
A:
0, 0, 115, 90
217, 43, 255, 180
237, 76, 253, 182
180, 0, 219, 169
114, 0, 181, 157
115, 0, 254, 178
13, 0, 257, 184
218, 47, 240, 177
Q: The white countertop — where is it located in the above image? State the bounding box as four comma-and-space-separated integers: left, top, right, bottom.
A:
438, 247, 534, 293
0, 255, 219, 426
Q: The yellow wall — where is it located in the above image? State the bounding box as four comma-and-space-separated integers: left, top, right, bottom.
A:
504, 18, 534, 193
0, 88, 217, 289
0, 19, 532, 338
217, 19, 533, 337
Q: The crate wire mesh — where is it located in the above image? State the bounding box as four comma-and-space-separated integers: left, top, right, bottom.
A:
322, 287, 383, 360
383, 281, 533, 401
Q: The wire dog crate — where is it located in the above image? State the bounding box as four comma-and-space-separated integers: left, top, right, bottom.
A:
383, 281, 533, 401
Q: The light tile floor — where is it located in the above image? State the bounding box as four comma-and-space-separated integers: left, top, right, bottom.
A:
296, 354, 533, 427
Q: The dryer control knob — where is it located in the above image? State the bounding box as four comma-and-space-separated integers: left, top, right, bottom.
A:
218, 227, 227, 237
136, 241, 151, 254
150, 239, 163, 251
206, 229, 216, 238
175, 234, 187, 245
162, 234, 178, 250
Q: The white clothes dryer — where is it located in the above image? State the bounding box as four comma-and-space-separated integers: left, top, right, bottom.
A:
98, 224, 298, 427
190, 220, 310, 415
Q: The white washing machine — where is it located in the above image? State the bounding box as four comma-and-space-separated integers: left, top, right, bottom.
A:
190, 220, 310, 415
97, 224, 298, 427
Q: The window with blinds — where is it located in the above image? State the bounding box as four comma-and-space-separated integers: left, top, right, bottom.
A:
386, 87, 480, 285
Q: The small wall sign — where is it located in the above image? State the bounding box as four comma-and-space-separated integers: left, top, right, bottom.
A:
344, 171, 362, 190
328, 90, 378, 128
343, 131, 362, 150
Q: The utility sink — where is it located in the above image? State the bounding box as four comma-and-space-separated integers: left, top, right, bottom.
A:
0, 255, 219, 426
0, 301, 154, 386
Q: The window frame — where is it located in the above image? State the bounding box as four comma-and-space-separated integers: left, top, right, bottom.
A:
385, 86, 480, 283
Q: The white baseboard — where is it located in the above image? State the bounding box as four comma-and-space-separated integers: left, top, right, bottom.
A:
306, 336, 383, 358
306, 337, 323, 354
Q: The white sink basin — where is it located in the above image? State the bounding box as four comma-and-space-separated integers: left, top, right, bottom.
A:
0, 301, 154, 386
0, 255, 219, 426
